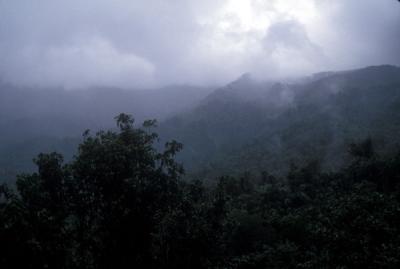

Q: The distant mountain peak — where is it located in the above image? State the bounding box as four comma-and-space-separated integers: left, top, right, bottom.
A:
228, 73, 253, 87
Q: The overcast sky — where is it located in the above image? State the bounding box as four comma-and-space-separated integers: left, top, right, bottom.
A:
0, 0, 399, 89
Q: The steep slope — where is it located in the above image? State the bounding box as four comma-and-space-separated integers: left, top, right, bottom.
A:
2, 65, 400, 182
159, 65, 400, 179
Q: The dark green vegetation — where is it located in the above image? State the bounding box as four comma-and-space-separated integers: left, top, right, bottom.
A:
1, 65, 400, 267
1, 114, 400, 268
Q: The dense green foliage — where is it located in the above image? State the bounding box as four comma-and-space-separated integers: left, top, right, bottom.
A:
1, 115, 400, 268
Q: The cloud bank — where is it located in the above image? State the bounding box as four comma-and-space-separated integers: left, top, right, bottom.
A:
0, 0, 399, 88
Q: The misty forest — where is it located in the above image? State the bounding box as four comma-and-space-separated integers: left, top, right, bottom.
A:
1, 1, 400, 269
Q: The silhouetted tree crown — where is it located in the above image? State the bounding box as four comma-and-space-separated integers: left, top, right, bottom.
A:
1, 117, 400, 269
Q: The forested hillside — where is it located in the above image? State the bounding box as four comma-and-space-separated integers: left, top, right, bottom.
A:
1, 114, 400, 268
0, 66, 400, 181
2, 65, 400, 183
1, 65, 400, 268
160, 65, 400, 179
1, 0, 399, 267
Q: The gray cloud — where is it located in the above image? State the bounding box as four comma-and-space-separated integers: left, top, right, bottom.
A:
0, 0, 398, 89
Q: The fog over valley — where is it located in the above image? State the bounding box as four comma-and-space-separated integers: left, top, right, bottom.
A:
1, 1, 400, 268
